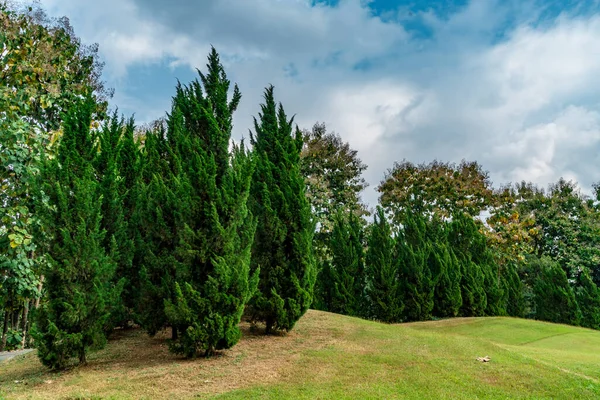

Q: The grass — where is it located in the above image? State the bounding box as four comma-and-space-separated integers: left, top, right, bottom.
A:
2, 311, 600, 399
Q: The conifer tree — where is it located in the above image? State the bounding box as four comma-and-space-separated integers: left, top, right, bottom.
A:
397, 211, 435, 321
116, 118, 142, 321
470, 232, 505, 316
431, 242, 463, 318
532, 256, 581, 325
448, 214, 487, 317
574, 270, 600, 329
33, 96, 120, 369
136, 124, 181, 337
364, 207, 404, 322
322, 211, 365, 316
248, 85, 316, 333
503, 262, 526, 317
95, 111, 134, 331
163, 48, 258, 356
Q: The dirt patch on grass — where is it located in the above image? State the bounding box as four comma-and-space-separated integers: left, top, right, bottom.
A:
0, 311, 344, 399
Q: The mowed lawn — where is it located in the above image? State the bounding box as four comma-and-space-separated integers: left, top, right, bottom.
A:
2, 311, 600, 399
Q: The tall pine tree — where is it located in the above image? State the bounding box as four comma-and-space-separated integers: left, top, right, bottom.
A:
364, 207, 404, 322
397, 211, 435, 322
33, 96, 120, 369
532, 256, 581, 325
137, 122, 182, 338
163, 48, 258, 357
448, 214, 487, 317
320, 211, 365, 316
574, 270, 600, 330
431, 241, 463, 318
249, 85, 316, 334
95, 111, 134, 331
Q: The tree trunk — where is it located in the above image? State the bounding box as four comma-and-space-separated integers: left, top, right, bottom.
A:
34, 275, 44, 309
12, 307, 21, 331
79, 347, 87, 365
20, 300, 30, 349
1, 310, 9, 352
171, 326, 178, 341
265, 316, 273, 335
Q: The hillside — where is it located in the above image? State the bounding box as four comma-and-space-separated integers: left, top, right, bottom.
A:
1, 310, 600, 399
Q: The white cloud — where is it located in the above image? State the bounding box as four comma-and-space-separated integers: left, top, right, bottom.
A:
37, 0, 600, 206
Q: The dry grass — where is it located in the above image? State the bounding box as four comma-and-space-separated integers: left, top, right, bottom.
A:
0, 310, 347, 400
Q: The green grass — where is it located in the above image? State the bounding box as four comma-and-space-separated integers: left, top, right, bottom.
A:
2, 311, 600, 399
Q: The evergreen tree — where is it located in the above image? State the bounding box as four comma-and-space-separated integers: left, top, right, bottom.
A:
33, 96, 120, 369
448, 214, 487, 317
95, 111, 134, 331
397, 211, 435, 322
116, 118, 142, 322
136, 124, 181, 338
532, 257, 581, 325
471, 234, 505, 316
431, 242, 462, 318
574, 270, 600, 329
322, 211, 365, 316
163, 48, 258, 356
248, 85, 316, 333
364, 207, 404, 322
503, 262, 526, 317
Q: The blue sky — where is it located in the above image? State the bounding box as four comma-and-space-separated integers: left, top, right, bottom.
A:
39, 0, 600, 207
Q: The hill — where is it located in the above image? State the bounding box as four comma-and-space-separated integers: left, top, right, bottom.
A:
1, 310, 600, 399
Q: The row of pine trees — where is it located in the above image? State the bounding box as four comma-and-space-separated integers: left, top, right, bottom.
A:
32, 49, 316, 368
316, 208, 600, 328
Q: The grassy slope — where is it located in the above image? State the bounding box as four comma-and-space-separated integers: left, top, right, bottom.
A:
1, 311, 600, 399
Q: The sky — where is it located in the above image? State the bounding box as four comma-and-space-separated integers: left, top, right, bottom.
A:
37, 0, 600, 208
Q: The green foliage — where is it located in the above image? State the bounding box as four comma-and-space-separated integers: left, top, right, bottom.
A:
249, 85, 316, 333
531, 256, 581, 326
378, 160, 493, 226
94, 112, 136, 331
502, 262, 526, 318
300, 123, 368, 312
1, 1, 111, 350
364, 207, 403, 322
136, 126, 180, 336
431, 241, 462, 318
32, 96, 121, 369
1, 2, 110, 132
320, 211, 365, 316
160, 48, 258, 356
397, 211, 435, 322
447, 215, 487, 317
574, 270, 600, 330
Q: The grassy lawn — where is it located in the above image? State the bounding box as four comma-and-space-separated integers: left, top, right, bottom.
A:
2, 310, 600, 399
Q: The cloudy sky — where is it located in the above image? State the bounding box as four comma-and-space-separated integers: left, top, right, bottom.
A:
39, 0, 600, 206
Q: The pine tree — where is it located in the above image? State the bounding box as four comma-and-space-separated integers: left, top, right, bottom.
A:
95, 111, 133, 331
33, 96, 120, 369
448, 214, 487, 317
116, 117, 142, 322
397, 211, 435, 321
574, 270, 600, 329
248, 85, 316, 334
431, 241, 462, 318
470, 233, 505, 316
323, 211, 365, 316
532, 257, 581, 325
364, 207, 404, 322
503, 262, 526, 317
163, 48, 258, 356
136, 124, 181, 338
